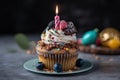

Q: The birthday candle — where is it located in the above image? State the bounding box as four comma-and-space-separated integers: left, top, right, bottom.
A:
55, 5, 60, 29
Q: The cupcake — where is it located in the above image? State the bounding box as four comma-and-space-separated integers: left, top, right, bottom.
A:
36, 20, 78, 71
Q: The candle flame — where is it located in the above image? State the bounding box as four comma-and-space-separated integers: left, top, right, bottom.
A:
56, 5, 58, 14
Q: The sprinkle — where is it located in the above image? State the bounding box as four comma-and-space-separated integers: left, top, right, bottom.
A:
48, 40, 52, 42
60, 43, 65, 46
49, 34, 52, 37
52, 37, 54, 39
54, 42, 57, 45
65, 48, 69, 51
47, 46, 50, 50
54, 29, 57, 32
56, 48, 60, 51
48, 40, 50, 42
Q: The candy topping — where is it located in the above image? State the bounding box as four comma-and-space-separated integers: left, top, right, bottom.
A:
64, 22, 77, 35
60, 20, 67, 30
64, 47, 69, 51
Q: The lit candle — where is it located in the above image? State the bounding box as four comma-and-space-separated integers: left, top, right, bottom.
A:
55, 5, 60, 29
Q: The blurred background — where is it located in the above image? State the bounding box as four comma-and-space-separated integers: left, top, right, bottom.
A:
1, 0, 120, 35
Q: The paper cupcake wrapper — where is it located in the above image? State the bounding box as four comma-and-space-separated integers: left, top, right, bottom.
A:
38, 52, 78, 71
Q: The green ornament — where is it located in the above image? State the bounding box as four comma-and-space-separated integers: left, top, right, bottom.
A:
15, 33, 30, 50
81, 28, 99, 45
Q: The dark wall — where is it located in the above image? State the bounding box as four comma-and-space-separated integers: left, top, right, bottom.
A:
1, 0, 120, 35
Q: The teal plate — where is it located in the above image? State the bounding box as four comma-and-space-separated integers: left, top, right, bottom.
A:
23, 58, 94, 75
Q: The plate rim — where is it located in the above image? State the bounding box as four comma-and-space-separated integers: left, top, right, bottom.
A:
23, 58, 94, 75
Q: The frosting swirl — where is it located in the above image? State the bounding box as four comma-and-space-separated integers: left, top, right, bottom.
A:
41, 29, 77, 44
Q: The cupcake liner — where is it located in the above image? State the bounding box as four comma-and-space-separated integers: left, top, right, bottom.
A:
38, 52, 78, 71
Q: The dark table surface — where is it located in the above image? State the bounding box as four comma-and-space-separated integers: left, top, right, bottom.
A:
0, 35, 120, 80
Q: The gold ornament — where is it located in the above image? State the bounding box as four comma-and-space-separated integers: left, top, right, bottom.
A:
107, 39, 120, 49
99, 27, 120, 49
